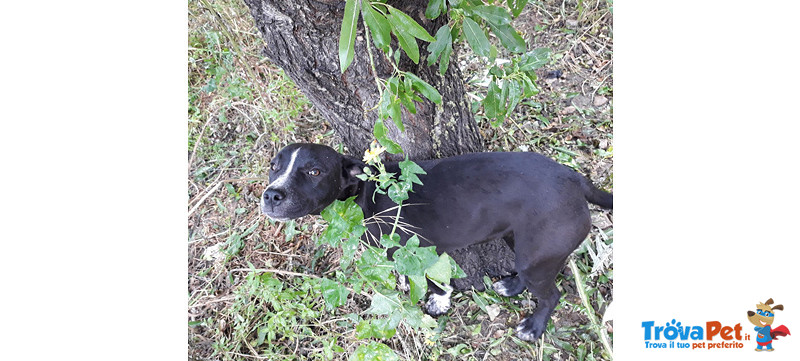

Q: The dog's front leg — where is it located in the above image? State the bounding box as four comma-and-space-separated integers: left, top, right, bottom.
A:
424, 281, 453, 316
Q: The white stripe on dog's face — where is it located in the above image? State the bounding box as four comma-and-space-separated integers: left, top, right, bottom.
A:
268, 148, 301, 189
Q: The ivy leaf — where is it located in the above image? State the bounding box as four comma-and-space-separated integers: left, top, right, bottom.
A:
387, 181, 411, 204
320, 278, 350, 310
462, 17, 491, 58
407, 274, 427, 303
350, 341, 400, 361
425, 253, 453, 284
358, 246, 396, 288
380, 233, 401, 248
355, 319, 396, 339
367, 291, 403, 315
338, 0, 360, 73
399, 158, 426, 185
362, 2, 391, 52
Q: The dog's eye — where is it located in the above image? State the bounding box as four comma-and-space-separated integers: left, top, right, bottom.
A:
308, 169, 320, 176
270, 163, 278, 171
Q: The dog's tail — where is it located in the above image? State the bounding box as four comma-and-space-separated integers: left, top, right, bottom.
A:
582, 178, 613, 209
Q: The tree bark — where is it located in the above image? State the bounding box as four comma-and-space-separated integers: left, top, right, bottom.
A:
243, 0, 484, 160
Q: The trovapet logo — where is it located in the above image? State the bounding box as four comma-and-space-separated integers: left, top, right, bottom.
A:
641, 297, 792, 352
641, 320, 746, 350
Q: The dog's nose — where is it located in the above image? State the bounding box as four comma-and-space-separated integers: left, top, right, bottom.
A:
263, 188, 285, 204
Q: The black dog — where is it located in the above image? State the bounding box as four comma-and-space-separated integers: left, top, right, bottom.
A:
260, 143, 612, 341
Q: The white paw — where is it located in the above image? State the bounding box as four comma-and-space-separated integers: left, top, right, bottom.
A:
516, 324, 538, 341
493, 279, 511, 297
397, 274, 410, 292
424, 285, 453, 316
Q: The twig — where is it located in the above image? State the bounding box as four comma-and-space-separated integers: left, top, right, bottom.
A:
188, 182, 222, 217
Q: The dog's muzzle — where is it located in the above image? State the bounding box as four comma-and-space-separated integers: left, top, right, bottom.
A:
260, 188, 289, 220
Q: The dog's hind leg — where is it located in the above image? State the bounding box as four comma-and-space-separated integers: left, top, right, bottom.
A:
515, 270, 561, 341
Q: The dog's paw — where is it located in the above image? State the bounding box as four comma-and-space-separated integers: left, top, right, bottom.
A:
493, 276, 525, 297
515, 317, 544, 342
397, 274, 410, 292
424, 285, 453, 316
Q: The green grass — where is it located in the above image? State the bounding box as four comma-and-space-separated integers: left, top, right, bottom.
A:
188, 1, 613, 360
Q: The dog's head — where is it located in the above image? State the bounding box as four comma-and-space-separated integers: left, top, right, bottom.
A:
747, 298, 783, 327
260, 143, 365, 221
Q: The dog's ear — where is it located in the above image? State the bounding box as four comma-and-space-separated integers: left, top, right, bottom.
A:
772, 304, 784, 311
341, 155, 366, 188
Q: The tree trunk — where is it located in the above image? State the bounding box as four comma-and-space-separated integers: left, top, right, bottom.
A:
243, 0, 484, 160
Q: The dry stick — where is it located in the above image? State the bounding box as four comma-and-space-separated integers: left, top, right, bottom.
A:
188, 177, 267, 216
188, 115, 214, 173
188, 182, 222, 217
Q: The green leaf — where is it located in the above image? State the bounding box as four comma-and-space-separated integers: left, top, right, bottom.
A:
362, 2, 391, 52
357, 246, 396, 288
399, 158, 426, 185
387, 181, 411, 203
393, 246, 423, 276
488, 22, 526, 53
426, 25, 452, 66
472, 5, 512, 26
448, 254, 467, 279
439, 39, 452, 75
320, 278, 350, 309
407, 274, 427, 303
340, 235, 361, 269
338, 0, 360, 73
395, 30, 420, 64
507, 0, 529, 17
350, 341, 400, 361
380, 233, 401, 248
373, 119, 403, 154
519, 47, 551, 71
388, 98, 402, 130
425, 0, 446, 19
387, 7, 435, 42
425, 253, 453, 284
471, 290, 489, 314
504, 80, 523, 117
484, 80, 502, 123
355, 319, 397, 339
404, 73, 442, 104
368, 291, 403, 315
462, 17, 491, 58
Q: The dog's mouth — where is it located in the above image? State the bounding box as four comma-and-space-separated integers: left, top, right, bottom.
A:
260, 198, 308, 222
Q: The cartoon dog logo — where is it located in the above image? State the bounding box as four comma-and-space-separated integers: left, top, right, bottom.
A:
747, 298, 791, 351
